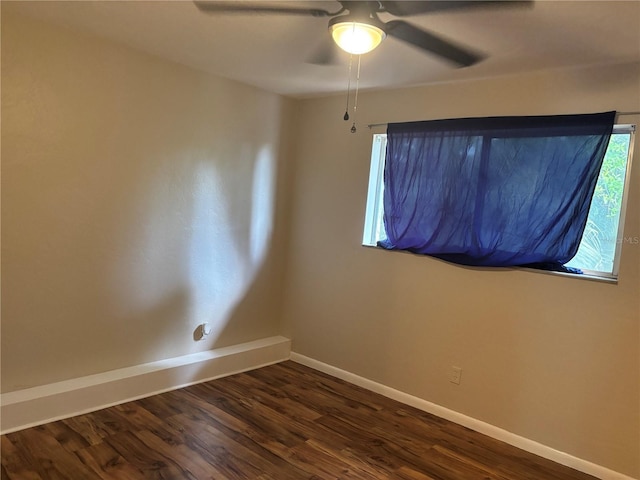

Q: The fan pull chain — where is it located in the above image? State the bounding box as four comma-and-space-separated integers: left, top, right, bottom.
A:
343, 53, 354, 121
350, 54, 362, 133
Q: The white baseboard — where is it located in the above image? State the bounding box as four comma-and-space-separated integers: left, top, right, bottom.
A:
1, 336, 291, 434
290, 352, 636, 480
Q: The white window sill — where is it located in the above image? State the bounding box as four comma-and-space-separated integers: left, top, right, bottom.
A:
362, 244, 619, 284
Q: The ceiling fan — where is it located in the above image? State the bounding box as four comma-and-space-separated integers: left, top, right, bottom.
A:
194, 1, 532, 67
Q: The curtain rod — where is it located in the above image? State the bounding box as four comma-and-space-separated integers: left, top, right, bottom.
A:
367, 111, 640, 129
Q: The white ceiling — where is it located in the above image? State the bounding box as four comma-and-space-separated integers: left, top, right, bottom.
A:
5, 0, 640, 98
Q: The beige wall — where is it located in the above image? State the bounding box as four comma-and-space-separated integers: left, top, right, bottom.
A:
1, 10, 295, 391
283, 63, 640, 477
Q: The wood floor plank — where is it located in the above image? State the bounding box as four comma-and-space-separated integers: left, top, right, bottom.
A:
160, 393, 312, 479
1, 361, 600, 480
191, 381, 310, 449
6, 426, 97, 479
393, 465, 439, 480
277, 440, 379, 479
300, 439, 392, 480
216, 372, 324, 422
37, 421, 91, 454
131, 429, 225, 480
104, 430, 197, 480
189, 378, 365, 467
0, 436, 44, 480
135, 390, 188, 420
62, 413, 114, 447
73, 441, 145, 480
164, 412, 301, 480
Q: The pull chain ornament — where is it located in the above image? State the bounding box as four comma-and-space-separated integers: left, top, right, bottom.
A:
342, 53, 363, 133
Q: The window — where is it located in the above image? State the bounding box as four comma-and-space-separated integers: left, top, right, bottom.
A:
363, 125, 635, 279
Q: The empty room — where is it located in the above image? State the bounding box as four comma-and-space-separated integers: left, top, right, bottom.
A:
1, 1, 638, 479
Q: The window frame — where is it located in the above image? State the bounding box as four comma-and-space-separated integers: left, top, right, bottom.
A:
362, 125, 635, 281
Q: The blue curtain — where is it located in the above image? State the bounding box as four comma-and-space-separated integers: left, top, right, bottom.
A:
380, 112, 615, 272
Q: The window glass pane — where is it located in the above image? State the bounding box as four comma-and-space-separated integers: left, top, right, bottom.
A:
565, 132, 631, 274
362, 134, 387, 246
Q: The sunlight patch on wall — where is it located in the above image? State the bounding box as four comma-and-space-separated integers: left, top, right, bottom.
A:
186, 145, 277, 343
105, 141, 278, 360
188, 161, 246, 342
250, 146, 275, 266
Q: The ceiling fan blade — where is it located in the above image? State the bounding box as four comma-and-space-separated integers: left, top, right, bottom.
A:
385, 20, 483, 67
381, 1, 533, 16
194, 1, 335, 17
307, 37, 342, 65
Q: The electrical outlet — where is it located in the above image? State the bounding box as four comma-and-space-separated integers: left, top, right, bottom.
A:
202, 322, 212, 336
450, 366, 462, 385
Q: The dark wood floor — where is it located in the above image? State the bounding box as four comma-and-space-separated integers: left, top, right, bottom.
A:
2, 361, 598, 480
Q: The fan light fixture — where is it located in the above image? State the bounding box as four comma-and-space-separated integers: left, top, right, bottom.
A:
329, 18, 386, 55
